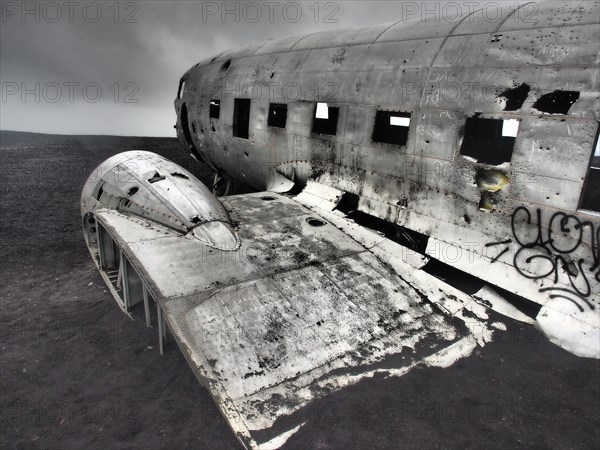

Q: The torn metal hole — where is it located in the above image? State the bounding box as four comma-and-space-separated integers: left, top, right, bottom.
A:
261, 196, 276, 201
306, 217, 326, 227
533, 90, 580, 114
340, 204, 429, 253
191, 216, 201, 224
491, 34, 502, 42
335, 192, 359, 214
127, 187, 139, 196
499, 83, 530, 111
171, 172, 189, 179
396, 198, 409, 208
148, 172, 166, 183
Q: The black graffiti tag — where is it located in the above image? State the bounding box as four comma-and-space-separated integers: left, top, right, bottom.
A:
490, 207, 599, 312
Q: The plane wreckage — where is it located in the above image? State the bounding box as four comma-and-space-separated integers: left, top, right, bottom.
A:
81, 2, 599, 448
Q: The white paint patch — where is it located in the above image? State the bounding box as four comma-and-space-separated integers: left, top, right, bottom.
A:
424, 337, 477, 368
536, 304, 600, 359
315, 102, 329, 119
461, 154, 478, 163
502, 119, 519, 137
474, 285, 535, 325
258, 423, 305, 449
491, 322, 507, 331
390, 116, 410, 127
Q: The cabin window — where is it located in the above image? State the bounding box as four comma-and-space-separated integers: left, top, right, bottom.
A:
209, 99, 220, 119
372, 110, 411, 146
268, 103, 287, 128
579, 127, 600, 213
459, 117, 518, 165
177, 79, 185, 99
312, 102, 339, 135
233, 98, 251, 139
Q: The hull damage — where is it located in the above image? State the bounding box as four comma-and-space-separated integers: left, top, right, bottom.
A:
83, 152, 520, 448
82, 2, 599, 447
174, 1, 600, 350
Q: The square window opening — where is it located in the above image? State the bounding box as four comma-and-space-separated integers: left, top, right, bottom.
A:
312, 102, 339, 135
233, 98, 251, 139
579, 126, 600, 213
372, 110, 411, 146
459, 117, 518, 165
209, 99, 220, 119
268, 103, 287, 128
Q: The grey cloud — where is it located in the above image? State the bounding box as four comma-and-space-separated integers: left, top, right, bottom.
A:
1, 1, 532, 136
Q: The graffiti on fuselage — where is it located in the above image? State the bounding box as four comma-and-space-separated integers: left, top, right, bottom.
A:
487, 206, 599, 312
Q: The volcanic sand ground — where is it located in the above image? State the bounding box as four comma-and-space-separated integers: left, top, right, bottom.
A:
0, 130, 598, 449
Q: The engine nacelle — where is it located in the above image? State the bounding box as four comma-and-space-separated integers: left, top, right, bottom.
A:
81, 151, 239, 250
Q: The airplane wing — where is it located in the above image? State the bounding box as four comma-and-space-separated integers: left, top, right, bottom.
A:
81, 152, 598, 449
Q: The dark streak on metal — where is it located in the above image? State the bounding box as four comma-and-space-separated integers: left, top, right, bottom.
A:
491, 247, 509, 263
486, 240, 513, 247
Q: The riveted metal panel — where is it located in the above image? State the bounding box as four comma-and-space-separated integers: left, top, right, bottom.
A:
435, 25, 600, 68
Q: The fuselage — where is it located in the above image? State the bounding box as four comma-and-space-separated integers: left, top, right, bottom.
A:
175, 2, 599, 315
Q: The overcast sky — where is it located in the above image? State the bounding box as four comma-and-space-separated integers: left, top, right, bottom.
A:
1, 0, 533, 136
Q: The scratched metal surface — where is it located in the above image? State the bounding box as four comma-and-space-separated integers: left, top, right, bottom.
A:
175, 1, 599, 328
93, 192, 496, 448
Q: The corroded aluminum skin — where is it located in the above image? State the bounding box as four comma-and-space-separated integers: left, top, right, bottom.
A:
174, 2, 599, 332
79, 3, 600, 448
89, 191, 500, 449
